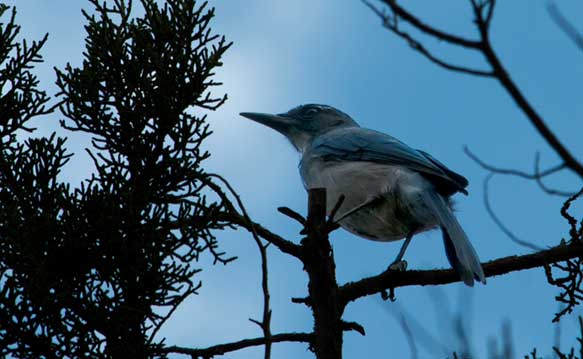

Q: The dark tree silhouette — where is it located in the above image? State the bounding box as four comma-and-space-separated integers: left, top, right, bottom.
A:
1, 1, 234, 357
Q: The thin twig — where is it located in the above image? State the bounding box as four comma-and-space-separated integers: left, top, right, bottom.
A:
148, 283, 197, 345
483, 173, 544, 251
533, 153, 576, 197
341, 320, 366, 336
399, 314, 419, 359
464, 146, 565, 180
160, 332, 313, 358
363, 0, 493, 77
484, 0, 497, 27
379, 299, 450, 356
277, 206, 306, 225
209, 174, 273, 359
218, 211, 302, 258
325, 194, 345, 233
465, 147, 574, 246
370, 0, 484, 49
205, 178, 302, 258
547, 3, 583, 52
328, 194, 346, 223
560, 186, 583, 243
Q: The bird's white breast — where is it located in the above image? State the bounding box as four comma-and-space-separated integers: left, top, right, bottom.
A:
300, 157, 439, 241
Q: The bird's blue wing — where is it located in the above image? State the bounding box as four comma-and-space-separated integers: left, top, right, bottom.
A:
310, 127, 468, 196
416, 149, 469, 191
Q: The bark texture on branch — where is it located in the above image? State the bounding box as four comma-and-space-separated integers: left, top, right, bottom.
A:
340, 242, 583, 305
303, 188, 344, 359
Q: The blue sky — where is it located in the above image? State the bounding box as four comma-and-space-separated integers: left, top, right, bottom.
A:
3, 0, 583, 358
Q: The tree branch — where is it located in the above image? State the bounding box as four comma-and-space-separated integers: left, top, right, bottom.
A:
464, 146, 566, 181
204, 178, 303, 259
483, 173, 543, 251
471, 2, 583, 179
479, 39, 583, 179
547, 3, 583, 52
532, 153, 575, 197
209, 174, 273, 359
364, 1, 493, 77
367, 0, 583, 179
220, 211, 303, 259
375, 0, 483, 49
340, 242, 583, 305
160, 332, 313, 358
464, 147, 574, 249
302, 188, 344, 359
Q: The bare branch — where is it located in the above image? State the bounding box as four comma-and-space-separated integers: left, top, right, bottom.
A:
533, 153, 576, 197
300, 188, 344, 359
399, 314, 419, 359
469, 0, 497, 29
148, 284, 197, 345
277, 206, 306, 226
487, 52, 583, 178
545, 258, 583, 322
324, 195, 345, 233
465, 146, 570, 250
560, 187, 583, 243
205, 179, 303, 258
219, 211, 303, 259
340, 241, 583, 305
363, 1, 493, 77
404, 36, 493, 77
465, 147, 575, 197
367, 0, 583, 179
548, 3, 583, 52
464, 146, 565, 180
380, 300, 451, 356
291, 297, 312, 306
485, 0, 497, 27
328, 194, 346, 223
341, 320, 366, 336
160, 332, 313, 358
483, 173, 544, 251
369, 0, 483, 49
470, 4, 583, 179
209, 174, 273, 359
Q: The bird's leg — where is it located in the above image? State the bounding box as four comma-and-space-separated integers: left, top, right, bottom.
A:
388, 231, 415, 271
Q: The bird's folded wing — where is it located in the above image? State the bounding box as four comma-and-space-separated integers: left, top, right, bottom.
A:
311, 128, 469, 196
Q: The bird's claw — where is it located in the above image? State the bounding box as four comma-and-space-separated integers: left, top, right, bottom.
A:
388, 260, 407, 271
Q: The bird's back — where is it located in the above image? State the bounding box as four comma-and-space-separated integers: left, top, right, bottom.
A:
300, 127, 455, 242
302, 126, 468, 197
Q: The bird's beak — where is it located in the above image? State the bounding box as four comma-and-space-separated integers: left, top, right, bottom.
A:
240, 112, 296, 134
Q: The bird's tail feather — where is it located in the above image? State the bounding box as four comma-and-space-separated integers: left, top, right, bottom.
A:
422, 191, 486, 286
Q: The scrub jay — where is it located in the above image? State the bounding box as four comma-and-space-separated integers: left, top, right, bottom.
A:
240, 104, 485, 286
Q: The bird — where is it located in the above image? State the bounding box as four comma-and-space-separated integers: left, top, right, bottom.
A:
240, 104, 485, 286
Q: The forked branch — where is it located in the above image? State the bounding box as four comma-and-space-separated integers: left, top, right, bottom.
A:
367, 0, 583, 179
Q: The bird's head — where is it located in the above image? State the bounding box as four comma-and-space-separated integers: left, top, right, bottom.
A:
240, 104, 358, 152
